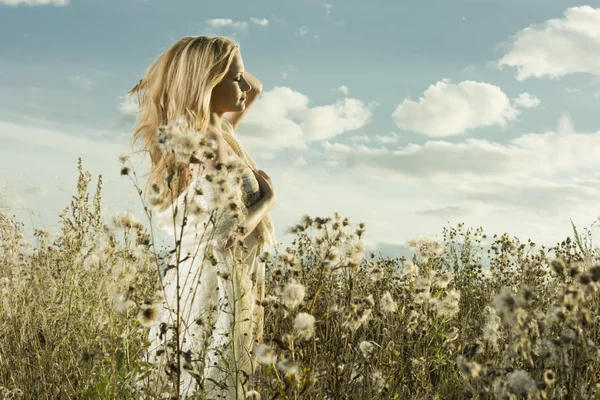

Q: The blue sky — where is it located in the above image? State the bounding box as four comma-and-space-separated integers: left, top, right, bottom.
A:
1, 0, 600, 260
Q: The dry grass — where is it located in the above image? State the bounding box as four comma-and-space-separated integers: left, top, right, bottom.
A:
2, 145, 600, 399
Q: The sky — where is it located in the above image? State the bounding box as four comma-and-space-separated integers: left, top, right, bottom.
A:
1, 0, 600, 262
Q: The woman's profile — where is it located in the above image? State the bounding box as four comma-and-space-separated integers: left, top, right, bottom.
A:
128, 36, 277, 399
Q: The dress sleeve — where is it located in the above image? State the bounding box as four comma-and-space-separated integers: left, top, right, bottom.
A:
154, 162, 248, 252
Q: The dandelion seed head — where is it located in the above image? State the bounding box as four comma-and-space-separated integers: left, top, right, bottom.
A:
138, 303, 159, 327
281, 281, 305, 310
359, 340, 375, 358
277, 358, 300, 376
380, 291, 397, 313
293, 312, 316, 340
505, 369, 536, 396
254, 344, 277, 365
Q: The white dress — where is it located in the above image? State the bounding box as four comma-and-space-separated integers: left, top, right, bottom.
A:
140, 126, 273, 399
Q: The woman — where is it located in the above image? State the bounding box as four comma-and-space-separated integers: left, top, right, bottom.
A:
128, 36, 277, 399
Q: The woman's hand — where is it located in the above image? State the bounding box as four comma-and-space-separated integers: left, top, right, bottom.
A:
253, 169, 276, 203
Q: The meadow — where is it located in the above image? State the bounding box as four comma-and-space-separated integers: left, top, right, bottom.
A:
2, 143, 600, 399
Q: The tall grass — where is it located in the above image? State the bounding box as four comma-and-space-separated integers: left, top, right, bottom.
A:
1, 155, 600, 399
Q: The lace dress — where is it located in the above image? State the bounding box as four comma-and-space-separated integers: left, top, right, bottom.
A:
140, 120, 275, 399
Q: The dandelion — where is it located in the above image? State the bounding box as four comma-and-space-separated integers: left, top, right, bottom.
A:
482, 306, 502, 351
371, 370, 386, 393
254, 344, 277, 365
111, 211, 141, 230
493, 287, 518, 325
281, 281, 305, 310
401, 260, 418, 278
359, 340, 375, 358
277, 358, 300, 377
433, 289, 461, 318
407, 236, 444, 263
369, 266, 384, 282
114, 292, 135, 315
380, 291, 397, 313
505, 369, 536, 396
137, 304, 159, 327
293, 312, 316, 340
413, 277, 431, 305
434, 272, 453, 289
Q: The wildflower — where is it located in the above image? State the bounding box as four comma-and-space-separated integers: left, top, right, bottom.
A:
505, 369, 536, 397
413, 277, 431, 305
254, 344, 277, 365
369, 266, 384, 282
380, 291, 397, 313
359, 341, 375, 358
111, 211, 141, 230
245, 390, 261, 400
371, 370, 386, 393
551, 258, 566, 276
281, 282, 305, 310
434, 272, 453, 289
482, 306, 502, 351
543, 370, 556, 386
401, 260, 418, 278
407, 236, 444, 263
350, 368, 364, 384
137, 304, 159, 327
493, 287, 518, 325
457, 357, 482, 378
342, 306, 372, 332
293, 312, 316, 340
434, 289, 460, 318
115, 292, 135, 314
277, 358, 300, 377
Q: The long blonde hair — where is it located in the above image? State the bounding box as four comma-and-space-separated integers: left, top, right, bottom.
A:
128, 36, 240, 209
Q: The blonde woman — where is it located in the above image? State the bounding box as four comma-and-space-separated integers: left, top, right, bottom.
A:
128, 36, 277, 399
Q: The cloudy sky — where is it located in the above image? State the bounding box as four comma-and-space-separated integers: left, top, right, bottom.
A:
1, 0, 600, 261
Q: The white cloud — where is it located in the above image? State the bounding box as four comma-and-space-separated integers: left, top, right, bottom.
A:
206, 18, 248, 31
392, 79, 519, 137
233, 86, 375, 155
565, 87, 581, 93
68, 75, 93, 90
337, 85, 349, 95
293, 156, 307, 166
513, 92, 541, 108
324, 112, 600, 186
498, 6, 600, 80
250, 17, 269, 26
374, 134, 398, 144
1, 0, 68, 5
118, 94, 139, 117
321, 114, 600, 230
323, 3, 333, 15
297, 26, 309, 36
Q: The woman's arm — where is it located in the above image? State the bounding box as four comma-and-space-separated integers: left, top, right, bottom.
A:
223, 194, 274, 250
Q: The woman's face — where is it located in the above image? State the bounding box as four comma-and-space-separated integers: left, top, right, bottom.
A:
210, 51, 252, 115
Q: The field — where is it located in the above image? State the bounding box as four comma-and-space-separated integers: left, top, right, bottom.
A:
1, 157, 600, 400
